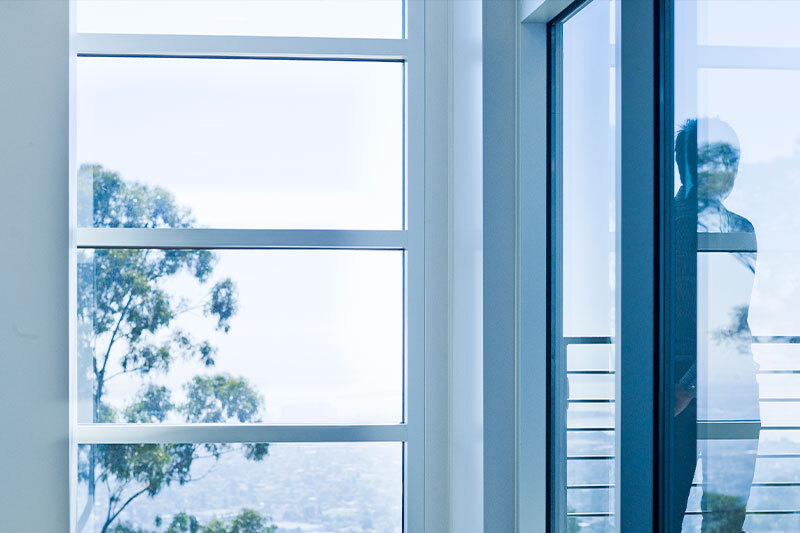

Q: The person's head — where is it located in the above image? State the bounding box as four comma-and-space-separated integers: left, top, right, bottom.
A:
675, 118, 741, 200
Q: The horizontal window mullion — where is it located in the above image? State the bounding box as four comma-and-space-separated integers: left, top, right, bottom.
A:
76, 228, 408, 250
75, 33, 414, 61
76, 423, 408, 444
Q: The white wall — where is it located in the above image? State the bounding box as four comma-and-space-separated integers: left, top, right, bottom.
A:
483, 1, 518, 531
451, 1, 484, 531
0, 1, 70, 531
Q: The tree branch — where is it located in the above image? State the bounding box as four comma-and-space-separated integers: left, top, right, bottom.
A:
102, 485, 150, 533
95, 291, 134, 419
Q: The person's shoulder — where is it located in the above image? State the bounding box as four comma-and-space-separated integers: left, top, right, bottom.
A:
727, 211, 755, 233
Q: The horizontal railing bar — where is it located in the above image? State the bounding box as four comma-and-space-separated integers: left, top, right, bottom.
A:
567, 368, 800, 375
753, 337, 800, 344
760, 398, 800, 402
697, 232, 756, 253
77, 228, 408, 250
567, 453, 800, 462
573, 510, 800, 517
565, 421, 769, 439
569, 510, 800, 517
75, 33, 410, 61
563, 336, 613, 345
568, 398, 614, 403
561, 333, 799, 348
698, 420, 761, 440
686, 510, 800, 515
696, 481, 800, 487
75, 423, 407, 444
567, 484, 613, 489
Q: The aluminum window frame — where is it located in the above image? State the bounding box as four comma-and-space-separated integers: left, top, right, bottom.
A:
67, 3, 444, 532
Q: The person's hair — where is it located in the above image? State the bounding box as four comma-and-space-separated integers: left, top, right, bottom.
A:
675, 119, 697, 186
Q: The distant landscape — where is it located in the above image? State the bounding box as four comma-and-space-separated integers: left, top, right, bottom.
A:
81, 443, 402, 533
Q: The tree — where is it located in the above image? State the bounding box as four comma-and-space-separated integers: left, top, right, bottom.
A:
699, 492, 747, 533
77, 164, 274, 533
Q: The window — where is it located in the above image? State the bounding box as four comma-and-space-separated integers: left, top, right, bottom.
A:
70, 4, 431, 532
548, 1, 617, 531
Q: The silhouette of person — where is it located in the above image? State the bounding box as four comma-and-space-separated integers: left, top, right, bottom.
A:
672, 118, 760, 532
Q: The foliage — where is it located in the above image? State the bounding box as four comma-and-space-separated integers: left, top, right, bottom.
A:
77, 164, 273, 533
699, 492, 747, 533
109, 509, 276, 533
713, 304, 751, 354
697, 142, 740, 200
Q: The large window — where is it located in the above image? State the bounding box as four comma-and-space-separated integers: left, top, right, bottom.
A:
71, 4, 426, 532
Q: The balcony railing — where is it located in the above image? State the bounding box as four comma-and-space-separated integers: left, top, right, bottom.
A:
563, 233, 800, 530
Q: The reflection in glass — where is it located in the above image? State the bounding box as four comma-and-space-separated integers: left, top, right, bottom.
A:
77, 442, 402, 533
672, 2, 800, 528
671, 117, 760, 532
77, 57, 403, 229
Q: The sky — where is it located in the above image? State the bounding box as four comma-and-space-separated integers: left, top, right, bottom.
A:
76, 54, 406, 425
77, 0, 402, 39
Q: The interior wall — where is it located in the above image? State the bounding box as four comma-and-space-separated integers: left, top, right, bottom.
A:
483, 1, 519, 531
0, 1, 70, 530
451, 1, 484, 531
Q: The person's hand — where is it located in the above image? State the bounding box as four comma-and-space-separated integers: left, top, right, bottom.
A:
674, 384, 693, 416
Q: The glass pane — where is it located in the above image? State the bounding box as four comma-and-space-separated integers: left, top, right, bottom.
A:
77, 57, 403, 230
76, 0, 403, 39
553, 1, 617, 531
568, 430, 614, 457
567, 344, 614, 372
567, 403, 614, 430
76, 442, 402, 533
671, 2, 800, 530
78, 249, 403, 425
697, 0, 800, 48
568, 375, 614, 402
561, 0, 616, 338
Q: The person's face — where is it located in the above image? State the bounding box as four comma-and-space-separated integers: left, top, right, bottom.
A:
696, 141, 740, 200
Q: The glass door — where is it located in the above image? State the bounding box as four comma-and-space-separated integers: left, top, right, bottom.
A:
669, 2, 800, 531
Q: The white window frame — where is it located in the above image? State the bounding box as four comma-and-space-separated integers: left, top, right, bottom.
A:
67, 2, 450, 532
